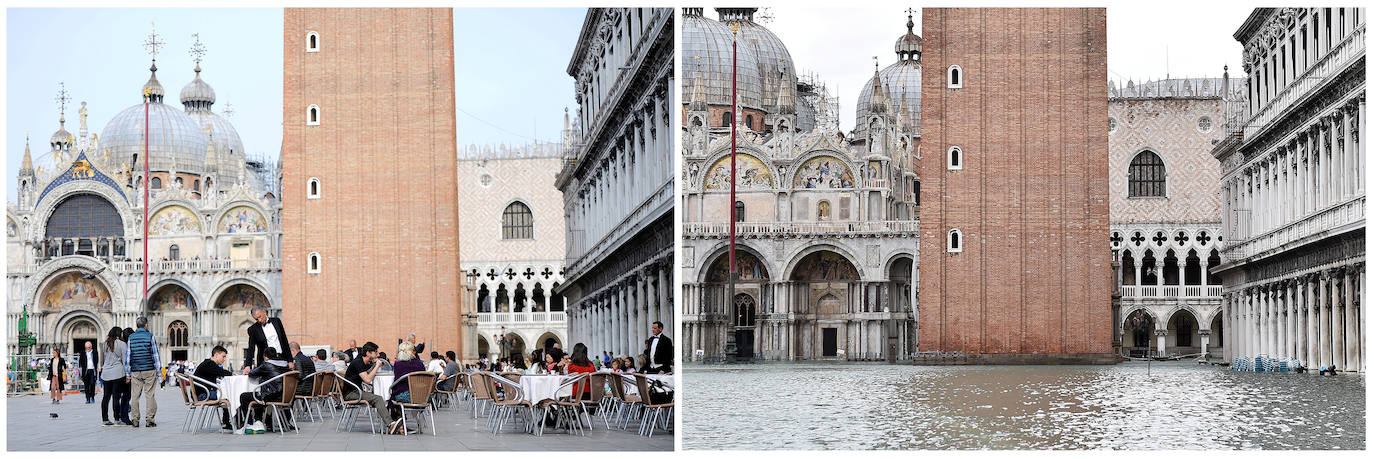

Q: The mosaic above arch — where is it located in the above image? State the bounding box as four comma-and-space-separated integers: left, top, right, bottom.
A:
41, 271, 112, 310
706, 250, 770, 282
216, 284, 269, 310
704, 153, 773, 190
219, 206, 267, 233
149, 205, 201, 235
149, 284, 196, 311
790, 251, 859, 281
794, 155, 855, 189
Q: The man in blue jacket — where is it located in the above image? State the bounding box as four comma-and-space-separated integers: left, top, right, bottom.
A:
124, 316, 161, 428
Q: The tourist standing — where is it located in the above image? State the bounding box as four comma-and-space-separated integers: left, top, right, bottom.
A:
47, 348, 67, 404
124, 316, 162, 427
78, 341, 99, 403
99, 326, 130, 426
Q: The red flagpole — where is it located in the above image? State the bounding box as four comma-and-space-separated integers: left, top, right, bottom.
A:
729, 23, 738, 276
143, 87, 150, 305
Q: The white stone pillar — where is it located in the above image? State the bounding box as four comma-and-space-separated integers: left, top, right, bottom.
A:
1341, 105, 1352, 199
1331, 267, 1346, 371
1319, 271, 1333, 368
1288, 280, 1299, 360
1343, 266, 1358, 372
1156, 328, 1167, 355
1306, 274, 1319, 367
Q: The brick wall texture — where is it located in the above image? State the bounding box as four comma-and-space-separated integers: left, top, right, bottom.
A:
918, 8, 1112, 355
281, 8, 465, 355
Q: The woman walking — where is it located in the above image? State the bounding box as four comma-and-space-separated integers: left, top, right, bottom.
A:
48, 348, 67, 404
100, 326, 131, 426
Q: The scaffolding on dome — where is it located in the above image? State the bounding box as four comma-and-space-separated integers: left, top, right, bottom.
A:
796, 70, 839, 132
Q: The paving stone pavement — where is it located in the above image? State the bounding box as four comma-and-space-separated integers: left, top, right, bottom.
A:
7, 388, 673, 451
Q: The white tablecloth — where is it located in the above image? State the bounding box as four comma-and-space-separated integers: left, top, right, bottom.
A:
371, 374, 394, 398
518, 375, 568, 403
219, 375, 254, 413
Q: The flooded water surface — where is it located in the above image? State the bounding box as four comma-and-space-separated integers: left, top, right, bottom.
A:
682, 362, 1365, 450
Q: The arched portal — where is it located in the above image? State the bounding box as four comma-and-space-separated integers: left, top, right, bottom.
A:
536, 331, 562, 351
1124, 309, 1155, 356
703, 247, 769, 361
62, 316, 101, 357
477, 335, 491, 359
1210, 313, 1223, 351
1168, 309, 1199, 353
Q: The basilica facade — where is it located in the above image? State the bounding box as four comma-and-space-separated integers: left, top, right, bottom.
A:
1108, 77, 1240, 359
1211, 7, 1365, 373
7, 41, 281, 366
679, 8, 921, 362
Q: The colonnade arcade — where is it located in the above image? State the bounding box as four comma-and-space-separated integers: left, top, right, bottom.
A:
682, 244, 916, 361
1223, 261, 1363, 372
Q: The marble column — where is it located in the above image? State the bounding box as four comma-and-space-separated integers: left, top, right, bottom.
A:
1155, 328, 1167, 355
1342, 265, 1358, 372
1288, 280, 1299, 360
1332, 267, 1346, 371
1306, 274, 1319, 367
1342, 106, 1353, 198
1319, 271, 1333, 368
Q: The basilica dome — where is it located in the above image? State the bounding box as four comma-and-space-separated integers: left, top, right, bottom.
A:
856, 13, 923, 137
180, 65, 245, 162
682, 8, 797, 112
100, 62, 211, 176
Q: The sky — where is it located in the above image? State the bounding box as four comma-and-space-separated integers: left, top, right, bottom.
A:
4, 7, 583, 198
704, 2, 1250, 133
452, 8, 583, 150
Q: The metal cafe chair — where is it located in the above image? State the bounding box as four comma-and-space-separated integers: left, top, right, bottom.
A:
388, 371, 440, 436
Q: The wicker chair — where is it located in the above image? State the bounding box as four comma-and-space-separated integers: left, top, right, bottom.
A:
585, 372, 614, 429
298, 371, 338, 422
334, 375, 379, 434
632, 373, 674, 437
487, 373, 532, 434
547, 373, 591, 436
431, 372, 459, 410
468, 372, 494, 421
182, 373, 233, 433
388, 371, 439, 435
244, 371, 301, 435
606, 373, 642, 429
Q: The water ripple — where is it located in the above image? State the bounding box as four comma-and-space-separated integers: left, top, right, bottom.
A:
681, 362, 1365, 450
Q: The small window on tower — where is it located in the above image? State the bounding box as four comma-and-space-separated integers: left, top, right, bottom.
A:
947, 229, 964, 253
947, 65, 964, 88
947, 146, 963, 170
307, 105, 320, 126
308, 252, 321, 274
307, 178, 321, 199
306, 31, 320, 52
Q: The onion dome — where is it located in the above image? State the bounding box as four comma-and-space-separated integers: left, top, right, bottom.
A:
894, 13, 922, 61
856, 11, 923, 137
143, 60, 165, 103
49, 114, 73, 150
179, 64, 216, 109
101, 62, 210, 176
180, 62, 245, 160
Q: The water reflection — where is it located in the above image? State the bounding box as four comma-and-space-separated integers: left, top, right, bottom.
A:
682, 362, 1364, 450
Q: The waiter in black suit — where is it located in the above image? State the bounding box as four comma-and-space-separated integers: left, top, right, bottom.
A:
78, 341, 99, 403
642, 321, 673, 374
245, 306, 290, 369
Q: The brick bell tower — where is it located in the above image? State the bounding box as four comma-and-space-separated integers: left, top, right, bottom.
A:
281, 8, 468, 357
918, 8, 1113, 361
